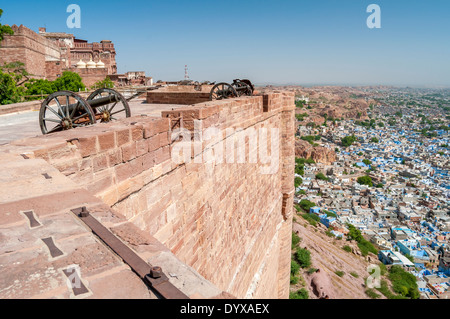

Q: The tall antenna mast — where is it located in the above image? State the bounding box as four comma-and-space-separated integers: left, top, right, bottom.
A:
184, 65, 189, 81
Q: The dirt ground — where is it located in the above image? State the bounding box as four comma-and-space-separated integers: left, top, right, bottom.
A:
291, 215, 384, 299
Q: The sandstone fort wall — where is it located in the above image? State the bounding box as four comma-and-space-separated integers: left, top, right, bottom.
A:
0, 25, 61, 78
7, 92, 295, 298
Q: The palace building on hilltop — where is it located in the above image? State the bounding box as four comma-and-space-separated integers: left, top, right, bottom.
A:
0, 25, 150, 87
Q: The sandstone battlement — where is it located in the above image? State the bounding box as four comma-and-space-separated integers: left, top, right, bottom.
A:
6, 24, 59, 51
0, 24, 61, 78
10, 24, 40, 37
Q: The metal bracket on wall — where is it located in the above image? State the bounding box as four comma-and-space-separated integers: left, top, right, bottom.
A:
71, 207, 189, 299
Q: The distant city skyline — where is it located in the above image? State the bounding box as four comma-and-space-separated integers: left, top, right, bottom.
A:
1, 0, 450, 87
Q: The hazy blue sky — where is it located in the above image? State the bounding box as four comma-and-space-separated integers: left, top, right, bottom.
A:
1, 0, 449, 86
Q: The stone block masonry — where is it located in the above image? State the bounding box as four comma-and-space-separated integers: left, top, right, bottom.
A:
147, 92, 211, 105
0, 25, 61, 79
2, 90, 295, 299
147, 85, 214, 105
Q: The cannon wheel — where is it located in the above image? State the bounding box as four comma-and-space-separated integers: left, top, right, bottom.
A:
232, 81, 253, 97
238, 79, 254, 96
87, 88, 131, 123
39, 91, 96, 135
210, 82, 238, 101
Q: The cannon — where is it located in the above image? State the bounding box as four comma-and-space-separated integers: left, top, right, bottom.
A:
39, 88, 132, 135
209, 79, 254, 101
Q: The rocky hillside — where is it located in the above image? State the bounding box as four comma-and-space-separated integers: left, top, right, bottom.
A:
295, 139, 337, 165
290, 215, 382, 299
294, 86, 374, 122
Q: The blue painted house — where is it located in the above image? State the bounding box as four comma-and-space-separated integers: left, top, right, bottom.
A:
320, 214, 336, 228
310, 207, 321, 215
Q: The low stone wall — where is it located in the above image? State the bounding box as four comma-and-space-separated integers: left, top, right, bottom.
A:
146, 85, 213, 105
0, 100, 43, 116
4, 91, 295, 299
147, 92, 211, 105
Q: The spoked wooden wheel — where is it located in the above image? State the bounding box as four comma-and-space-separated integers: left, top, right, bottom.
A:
87, 88, 131, 123
233, 82, 253, 97
209, 82, 238, 101
39, 91, 96, 135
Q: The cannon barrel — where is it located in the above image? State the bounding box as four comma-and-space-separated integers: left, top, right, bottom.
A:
63, 94, 121, 114
87, 94, 121, 108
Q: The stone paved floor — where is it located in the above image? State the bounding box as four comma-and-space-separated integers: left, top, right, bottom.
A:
0, 154, 157, 299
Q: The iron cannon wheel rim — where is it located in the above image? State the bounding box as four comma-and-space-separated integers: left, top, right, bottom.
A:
87, 88, 131, 123
209, 82, 238, 101
39, 91, 96, 135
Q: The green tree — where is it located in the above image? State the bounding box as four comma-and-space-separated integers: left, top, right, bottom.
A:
0, 62, 30, 86
370, 137, 379, 143
347, 224, 364, 242
301, 213, 320, 226
296, 189, 307, 196
295, 159, 305, 176
357, 175, 373, 187
346, 223, 377, 256
291, 260, 300, 276
295, 247, 311, 269
0, 71, 20, 104
292, 232, 301, 247
53, 71, 85, 92
315, 172, 329, 181
289, 288, 309, 299
295, 113, 309, 121
388, 266, 419, 299
301, 135, 321, 145
91, 76, 114, 89
0, 9, 14, 43
24, 79, 57, 100
341, 135, 357, 147
295, 100, 305, 108
299, 199, 316, 212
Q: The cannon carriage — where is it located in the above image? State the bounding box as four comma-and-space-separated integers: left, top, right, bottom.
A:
39, 88, 132, 135
209, 79, 254, 101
